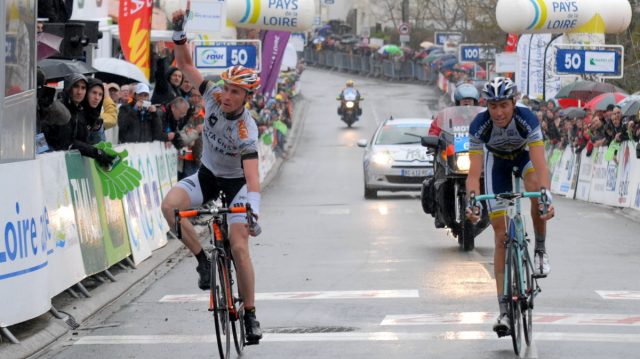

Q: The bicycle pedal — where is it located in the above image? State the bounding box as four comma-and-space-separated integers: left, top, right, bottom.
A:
532, 273, 547, 279
495, 330, 510, 338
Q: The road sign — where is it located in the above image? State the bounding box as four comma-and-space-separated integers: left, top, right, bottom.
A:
192, 40, 261, 73
398, 23, 410, 35
554, 45, 623, 78
434, 31, 463, 46
400, 34, 410, 44
458, 44, 497, 62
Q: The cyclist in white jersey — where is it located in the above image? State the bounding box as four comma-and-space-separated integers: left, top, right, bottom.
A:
465, 77, 555, 335
160, 3, 263, 344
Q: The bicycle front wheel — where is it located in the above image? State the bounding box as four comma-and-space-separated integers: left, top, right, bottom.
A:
508, 250, 523, 355
211, 251, 231, 359
229, 258, 246, 355
522, 254, 533, 345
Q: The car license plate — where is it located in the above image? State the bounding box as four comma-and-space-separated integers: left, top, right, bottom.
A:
401, 168, 430, 177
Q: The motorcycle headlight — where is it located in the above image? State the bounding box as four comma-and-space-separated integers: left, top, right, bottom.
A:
346, 101, 355, 109
455, 153, 470, 172
372, 152, 393, 166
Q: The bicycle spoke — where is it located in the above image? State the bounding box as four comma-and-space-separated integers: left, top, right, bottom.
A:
508, 250, 522, 355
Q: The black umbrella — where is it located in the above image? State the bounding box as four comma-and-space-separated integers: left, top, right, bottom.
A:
622, 99, 640, 117
38, 58, 97, 81
555, 80, 627, 102
559, 106, 586, 119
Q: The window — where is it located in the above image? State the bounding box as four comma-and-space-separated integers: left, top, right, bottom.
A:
5, 0, 36, 97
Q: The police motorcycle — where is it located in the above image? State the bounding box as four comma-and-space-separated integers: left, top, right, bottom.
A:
420, 105, 490, 251
337, 86, 363, 127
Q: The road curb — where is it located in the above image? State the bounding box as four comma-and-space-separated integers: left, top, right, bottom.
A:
0, 93, 309, 359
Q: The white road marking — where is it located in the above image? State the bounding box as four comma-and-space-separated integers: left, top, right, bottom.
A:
317, 208, 351, 215
596, 291, 640, 300
381, 312, 640, 326
73, 331, 640, 345
159, 290, 420, 303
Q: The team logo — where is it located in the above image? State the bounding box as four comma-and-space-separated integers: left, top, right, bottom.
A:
238, 121, 249, 140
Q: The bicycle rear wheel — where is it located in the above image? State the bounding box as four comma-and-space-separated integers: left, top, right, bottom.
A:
508, 251, 522, 355
229, 258, 246, 354
211, 251, 231, 359
522, 254, 533, 345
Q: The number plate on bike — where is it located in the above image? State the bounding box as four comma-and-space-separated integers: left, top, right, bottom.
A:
401, 168, 431, 177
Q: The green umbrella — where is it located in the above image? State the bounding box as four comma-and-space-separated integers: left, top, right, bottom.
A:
378, 44, 403, 56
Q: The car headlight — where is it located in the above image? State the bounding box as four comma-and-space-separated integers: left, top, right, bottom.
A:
372, 152, 393, 166
346, 101, 355, 109
456, 153, 470, 172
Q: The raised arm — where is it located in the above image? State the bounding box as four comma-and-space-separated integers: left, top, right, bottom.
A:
171, 1, 204, 90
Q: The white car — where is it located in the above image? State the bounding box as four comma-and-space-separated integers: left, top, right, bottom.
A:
357, 117, 434, 199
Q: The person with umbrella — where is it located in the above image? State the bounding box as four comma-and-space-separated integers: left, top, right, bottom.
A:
605, 106, 628, 145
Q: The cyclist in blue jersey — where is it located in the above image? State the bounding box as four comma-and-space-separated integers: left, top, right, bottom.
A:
160, 3, 263, 344
465, 77, 555, 334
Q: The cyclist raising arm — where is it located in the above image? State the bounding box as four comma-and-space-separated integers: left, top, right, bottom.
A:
160, 2, 264, 344
465, 77, 555, 335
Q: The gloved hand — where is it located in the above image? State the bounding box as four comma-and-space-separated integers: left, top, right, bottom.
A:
94, 142, 143, 200
171, 1, 190, 45
95, 148, 116, 167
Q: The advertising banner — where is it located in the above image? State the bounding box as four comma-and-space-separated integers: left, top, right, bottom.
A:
614, 142, 634, 207
66, 152, 108, 276
38, 152, 86, 298
587, 147, 609, 204
89, 163, 132, 267
155, 142, 174, 198
119, 0, 153, 78
260, 31, 291, 96
165, 144, 179, 185
0, 160, 50, 326
575, 150, 592, 201
228, 0, 314, 32
119, 144, 153, 265
127, 144, 166, 252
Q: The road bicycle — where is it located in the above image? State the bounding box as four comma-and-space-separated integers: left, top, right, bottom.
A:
469, 177, 550, 355
174, 195, 256, 358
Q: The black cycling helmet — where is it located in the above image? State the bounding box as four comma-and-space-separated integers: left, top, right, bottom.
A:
482, 77, 517, 102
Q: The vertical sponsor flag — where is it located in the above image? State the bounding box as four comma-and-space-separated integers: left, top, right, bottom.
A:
504, 33, 519, 52
119, 0, 153, 79
260, 30, 291, 96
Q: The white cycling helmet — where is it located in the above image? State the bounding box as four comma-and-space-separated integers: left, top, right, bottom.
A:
454, 83, 480, 105
482, 77, 517, 102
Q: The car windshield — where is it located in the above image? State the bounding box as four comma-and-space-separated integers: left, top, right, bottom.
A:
375, 123, 429, 145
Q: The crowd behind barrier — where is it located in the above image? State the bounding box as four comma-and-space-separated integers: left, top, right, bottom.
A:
305, 43, 640, 214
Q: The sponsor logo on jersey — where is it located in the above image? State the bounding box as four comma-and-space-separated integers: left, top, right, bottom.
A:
238, 121, 249, 140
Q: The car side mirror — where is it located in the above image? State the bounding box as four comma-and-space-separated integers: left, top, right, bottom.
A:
421, 136, 439, 148
356, 139, 368, 148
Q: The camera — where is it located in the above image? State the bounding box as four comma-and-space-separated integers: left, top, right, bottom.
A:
142, 100, 151, 109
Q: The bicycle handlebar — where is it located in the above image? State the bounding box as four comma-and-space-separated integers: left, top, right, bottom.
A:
468, 187, 550, 216
173, 204, 255, 240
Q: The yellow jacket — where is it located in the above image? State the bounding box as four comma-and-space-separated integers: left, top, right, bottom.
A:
102, 95, 118, 130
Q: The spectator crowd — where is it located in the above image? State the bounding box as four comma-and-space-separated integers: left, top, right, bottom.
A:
35, 48, 303, 179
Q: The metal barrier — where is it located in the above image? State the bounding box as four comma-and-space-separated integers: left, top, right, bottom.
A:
349, 55, 361, 73
371, 58, 383, 77
415, 63, 428, 82
338, 53, 350, 72
325, 50, 335, 68
360, 55, 371, 75
398, 61, 415, 80
382, 60, 395, 80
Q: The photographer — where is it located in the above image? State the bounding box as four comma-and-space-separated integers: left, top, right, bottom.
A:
36, 68, 70, 153
118, 83, 174, 143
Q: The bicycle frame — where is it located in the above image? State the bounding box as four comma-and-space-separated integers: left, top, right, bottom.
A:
472, 175, 548, 354
174, 201, 254, 356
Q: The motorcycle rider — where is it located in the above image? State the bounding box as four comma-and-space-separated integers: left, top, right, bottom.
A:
465, 77, 555, 335
422, 83, 480, 227
337, 80, 362, 116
